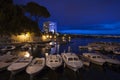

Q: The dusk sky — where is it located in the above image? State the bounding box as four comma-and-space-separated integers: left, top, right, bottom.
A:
14, 0, 120, 34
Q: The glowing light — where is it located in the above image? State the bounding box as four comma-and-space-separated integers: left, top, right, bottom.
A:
24, 52, 30, 58
42, 34, 51, 41
54, 35, 56, 39
42, 35, 47, 40
17, 32, 30, 42
49, 35, 52, 38
46, 35, 49, 38
62, 36, 66, 42
45, 53, 48, 57
49, 42, 54, 45
68, 36, 71, 42
68, 36, 71, 39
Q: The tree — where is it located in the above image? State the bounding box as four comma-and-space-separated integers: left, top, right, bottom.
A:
0, 0, 14, 35
24, 2, 50, 27
0, 0, 50, 36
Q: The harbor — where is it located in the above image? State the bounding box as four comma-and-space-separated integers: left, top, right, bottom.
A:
0, 37, 120, 80
1, 0, 120, 80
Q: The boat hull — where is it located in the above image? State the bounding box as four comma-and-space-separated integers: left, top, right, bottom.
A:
7, 56, 33, 74
26, 58, 45, 75
46, 54, 63, 70
61, 53, 83, 72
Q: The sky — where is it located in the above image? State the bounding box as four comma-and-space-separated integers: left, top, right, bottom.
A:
14, 0, 120, 34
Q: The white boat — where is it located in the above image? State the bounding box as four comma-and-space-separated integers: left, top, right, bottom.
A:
46, 54, 62, 70
1, 45, 16, 51
101, 55, 120, 65
7, 56, 33, 74
26, 57, 45, 75
61, 52, 83, 71
113, 48, 120, 55
21, 44, 31, 51
78, 55, 90, 67
83, 53, 106, 66
0, 52, 18, 71
88, 46, 102, 51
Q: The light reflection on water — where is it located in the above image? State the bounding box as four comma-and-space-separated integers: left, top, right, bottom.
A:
0, 38, 120, 80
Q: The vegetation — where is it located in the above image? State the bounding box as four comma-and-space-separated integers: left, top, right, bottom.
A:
0, 0, 50, 36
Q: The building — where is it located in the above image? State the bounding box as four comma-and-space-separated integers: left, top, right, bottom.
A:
43, 21, 57, 33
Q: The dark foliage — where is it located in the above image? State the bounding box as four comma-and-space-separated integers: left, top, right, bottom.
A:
0, 0, 50, 36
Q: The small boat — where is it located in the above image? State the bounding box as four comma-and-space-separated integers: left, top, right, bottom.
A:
1, 45, 16, 52
113, 48, 120, 55
26, 57, 45, 75
7, 56, 33, 74
88, 46, 102, 51
0, 51, 15, 61
101, 55, 120, 65
21, 44, 31, 51
61, 52, 83, 71
83, 53, 106, 66
46, 54, 62, 70
78, 55, 90, 67
0, 52, 18, 71
0, 57, 18, 71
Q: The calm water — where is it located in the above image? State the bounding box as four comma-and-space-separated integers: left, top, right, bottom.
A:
0, 38, 120, 80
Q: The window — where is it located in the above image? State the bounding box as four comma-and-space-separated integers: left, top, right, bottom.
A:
74, 58, 79, 61
97, 56, 101, 58
50, 60, 53, 62
92, 56, 96, 58
68, 58, 73, 61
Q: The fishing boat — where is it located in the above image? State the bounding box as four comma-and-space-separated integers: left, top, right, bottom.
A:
46, 54, 62, 70
83, 53, 106, 66
26, 57, 45, 75
61, 52, 83, 71
7, 56, 33, 74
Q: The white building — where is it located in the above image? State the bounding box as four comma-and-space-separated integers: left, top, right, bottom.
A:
43, 21, 57, 33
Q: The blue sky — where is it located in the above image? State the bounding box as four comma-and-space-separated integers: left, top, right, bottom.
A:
14, 0, 120, 34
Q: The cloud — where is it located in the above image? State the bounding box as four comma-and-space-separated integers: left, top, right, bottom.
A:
58, 22, 120, 31
102, 22, 120, 29
60, 29, 120, 34
59, 22, 120, 34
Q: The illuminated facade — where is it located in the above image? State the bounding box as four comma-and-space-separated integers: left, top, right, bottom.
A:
43, 21, 57, 33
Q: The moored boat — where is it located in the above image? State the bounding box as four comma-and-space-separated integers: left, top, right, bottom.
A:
7, 56, 33, 74
46, 54, 62, 70
61, 52, 83, 71
26, 57, 45, 75
101, 55, 120, 65
78, 55, 90, 67
83, 53, 106, 66
1, 45, 16, 52
0, 52, 18, 71
21, 44, 31, 51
